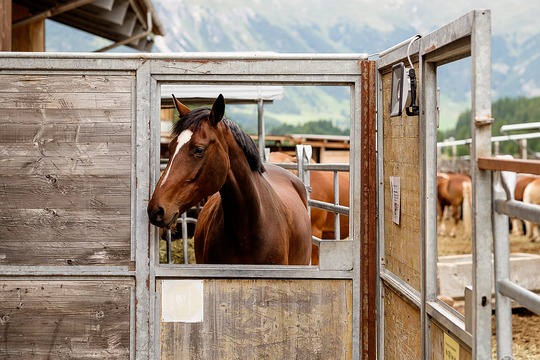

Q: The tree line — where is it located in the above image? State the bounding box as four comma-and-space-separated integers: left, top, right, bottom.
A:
438, 96, 540, 158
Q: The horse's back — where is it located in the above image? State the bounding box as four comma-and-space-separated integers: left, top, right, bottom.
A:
263, 163, 309, 207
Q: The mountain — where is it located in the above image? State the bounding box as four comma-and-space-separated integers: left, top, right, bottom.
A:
46, 0, 540, 132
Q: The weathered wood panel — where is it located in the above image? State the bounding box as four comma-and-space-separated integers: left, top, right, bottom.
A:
0, 73, 134, 266
0, 280, 132, 359
381, 67, 422, 291
431, 323, 472, 360
383, 285, 421, 360
160, 279, 353, 360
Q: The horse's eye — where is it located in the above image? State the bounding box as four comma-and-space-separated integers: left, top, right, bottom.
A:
193, 146, 205, 158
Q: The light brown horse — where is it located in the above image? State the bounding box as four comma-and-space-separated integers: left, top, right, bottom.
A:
437, 172, 472, 238
523, 177, 540, 242
268, 152, 349, 265
148, 95, 312, 265
512, 174, 539, 236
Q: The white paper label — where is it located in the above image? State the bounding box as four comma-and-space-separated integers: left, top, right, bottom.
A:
390, 176, 401, 225
162, 280, 204, 323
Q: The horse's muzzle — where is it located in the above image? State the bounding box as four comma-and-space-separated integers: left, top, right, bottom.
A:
148, 204, 178, 229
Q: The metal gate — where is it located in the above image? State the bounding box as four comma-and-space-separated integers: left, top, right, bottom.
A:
0, 52, 377, 359
0, 9, 513, 360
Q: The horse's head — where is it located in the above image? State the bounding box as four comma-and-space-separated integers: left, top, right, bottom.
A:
147, 94, 229, 229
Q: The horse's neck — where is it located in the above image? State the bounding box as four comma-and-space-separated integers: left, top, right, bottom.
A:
219, 148, 267, 233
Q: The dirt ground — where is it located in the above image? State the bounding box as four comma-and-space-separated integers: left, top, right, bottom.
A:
438, 218, 540, 359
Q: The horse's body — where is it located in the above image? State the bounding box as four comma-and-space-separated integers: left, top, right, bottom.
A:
512, 174, 539, 236
522, 177, 540, 242
437, 172, 472, 238
268, 152, 349, 265
147, 95, 312, 265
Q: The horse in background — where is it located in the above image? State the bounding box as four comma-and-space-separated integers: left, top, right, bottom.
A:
437, 172, 472, 238
511, 174, 539, 236
523, 177, 540, 242
148, 95, 312, 265
268, 152, 349, 265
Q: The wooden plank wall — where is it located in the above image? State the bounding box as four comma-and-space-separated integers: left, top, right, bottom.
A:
0, 74, 134, 266
0, 72, 135, 358
0, 280, 133, 358
381, 66, 422, 359
160, 279, 353, 359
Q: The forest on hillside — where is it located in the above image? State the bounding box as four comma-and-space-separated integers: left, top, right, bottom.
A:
438, 96, 540, 158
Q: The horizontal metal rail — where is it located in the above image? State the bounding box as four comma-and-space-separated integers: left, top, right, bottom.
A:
437, 131, 540, 147
494, 199, 540, 223
498, 279, 540, 315
309, 199, 349, 216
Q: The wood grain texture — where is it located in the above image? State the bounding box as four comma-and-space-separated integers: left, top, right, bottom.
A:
0, 73, 134, 266
0, 280, 132, 359
383, 285, 421, 360
160, 279, 353, 360
381, 68, 422, 291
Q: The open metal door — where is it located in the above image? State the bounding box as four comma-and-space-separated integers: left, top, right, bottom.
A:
376, 10, 492, 359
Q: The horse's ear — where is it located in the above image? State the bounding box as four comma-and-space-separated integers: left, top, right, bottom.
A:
210, 94, 225, 126
172, 94, 191, 117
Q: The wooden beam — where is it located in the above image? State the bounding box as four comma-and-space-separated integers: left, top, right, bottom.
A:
477, 156, 540, 175
12, 3, 44, 52
0, 0, 11, 51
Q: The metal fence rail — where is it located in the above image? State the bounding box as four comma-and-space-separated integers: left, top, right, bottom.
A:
490, 159, 540, 358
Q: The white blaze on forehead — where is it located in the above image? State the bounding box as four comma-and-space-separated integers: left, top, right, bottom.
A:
159, 129, 193, 187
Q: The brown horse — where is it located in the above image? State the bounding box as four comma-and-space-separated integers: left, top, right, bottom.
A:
437, 172, 472, 238
512, 174, 539, 236
268, 152, 349, 265
523, 177, 540, 242
147, 95, 312, 265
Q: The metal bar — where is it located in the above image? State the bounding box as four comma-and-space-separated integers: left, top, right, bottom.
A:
359, 60, 377, 360
308, 199, 349, 216
380, 268, 421, 308
333, 171, 340, 240
166, 229, 173, 264
0, 266, 134, 277
135, 59, 153, 360
257, 98, 265, 160
155, 266, 352, 279
303, 163, 350, 172
181, 213, 189, 264
426, 301, 472, 349
494, 199, 540, 223
498, 279, 540, 315
492, 172, 514, 358
470, 10, 493, 359
500, 122, 540, 133
478, 156, 540, 174
420, 57, 439, 360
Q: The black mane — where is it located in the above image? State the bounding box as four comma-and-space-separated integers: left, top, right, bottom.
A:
172, 107, 265, 173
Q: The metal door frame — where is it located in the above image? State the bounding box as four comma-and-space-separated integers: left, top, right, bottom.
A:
376, 10, 492, 359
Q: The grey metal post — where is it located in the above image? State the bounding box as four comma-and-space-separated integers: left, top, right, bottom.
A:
493, 170, 515, 358
257, 98, 265, 159
471, 9, 493, 359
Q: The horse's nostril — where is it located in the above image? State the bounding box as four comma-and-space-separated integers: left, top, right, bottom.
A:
148, 204, 165, 224
154, 206, 165, 222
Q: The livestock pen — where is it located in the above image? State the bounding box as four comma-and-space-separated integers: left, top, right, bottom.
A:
1, 9, 535, 360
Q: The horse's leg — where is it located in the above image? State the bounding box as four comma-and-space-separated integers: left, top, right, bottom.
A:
437, 201, 446, 236
532, 223, 540, 242
511, 218, 524, 236
449, 206, 459, 238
